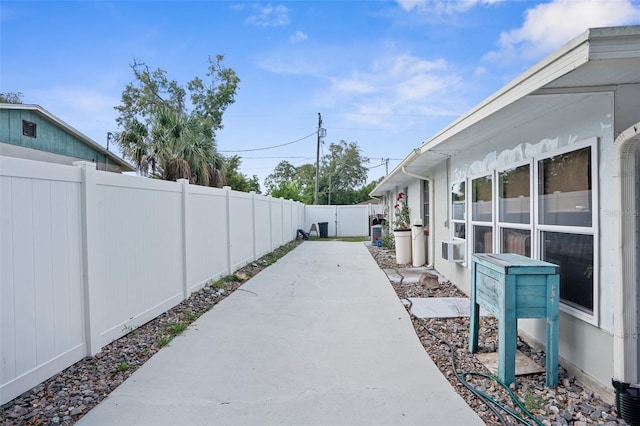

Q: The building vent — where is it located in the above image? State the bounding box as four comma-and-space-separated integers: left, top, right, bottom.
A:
442, 241, 465, 263
22, 120, 37, 138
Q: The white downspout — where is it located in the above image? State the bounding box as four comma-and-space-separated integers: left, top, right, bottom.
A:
612, 121, 640, 384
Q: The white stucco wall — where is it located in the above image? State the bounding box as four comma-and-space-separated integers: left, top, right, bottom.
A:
421, 91, 620, 395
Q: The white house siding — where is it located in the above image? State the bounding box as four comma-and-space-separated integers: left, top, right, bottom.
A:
413, 91, 619, 395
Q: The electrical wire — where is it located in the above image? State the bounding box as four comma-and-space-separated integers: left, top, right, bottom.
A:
396, 277, 544, 426
219, 131, 316, 153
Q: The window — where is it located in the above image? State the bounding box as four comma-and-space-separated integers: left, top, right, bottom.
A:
499, 164, 530, 224
538, 144, 596, 315
499, 164, 531, 257
22, 120, 37, 138
541, 232, 593, 311
422, 180, 430, 236
451, 182, 466, 241
471, 175, 493, 253
539, 147, 591, 227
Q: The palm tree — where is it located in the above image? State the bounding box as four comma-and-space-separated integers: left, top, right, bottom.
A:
118, 106, 227, 187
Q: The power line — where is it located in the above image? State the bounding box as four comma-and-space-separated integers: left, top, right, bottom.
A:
219, 131, 316, 153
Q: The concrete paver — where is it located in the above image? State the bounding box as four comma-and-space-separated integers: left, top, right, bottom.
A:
78, 241, 483, 426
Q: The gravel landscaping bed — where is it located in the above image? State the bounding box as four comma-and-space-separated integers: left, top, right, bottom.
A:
368, 244, 623, 426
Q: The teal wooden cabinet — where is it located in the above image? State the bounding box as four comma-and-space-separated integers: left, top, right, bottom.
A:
469, 253, 560, 387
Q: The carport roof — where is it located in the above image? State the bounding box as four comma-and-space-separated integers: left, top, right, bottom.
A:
371, 25, 640, 196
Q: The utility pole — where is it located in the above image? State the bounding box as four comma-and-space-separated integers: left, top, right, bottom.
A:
314, 113, 324, 205
385, 158, 389, 175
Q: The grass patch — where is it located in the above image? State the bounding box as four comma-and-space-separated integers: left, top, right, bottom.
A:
157, 337, 171, 348
523, 392, 546, 411
184, 311, 197, 322
116, 362, 130, 372
164, 322, 188, 336
211, 275, 237, 288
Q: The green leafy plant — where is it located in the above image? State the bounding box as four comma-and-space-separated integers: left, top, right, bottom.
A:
381, 233, 394, 249
184, 311, 197, 322
393, 192, 411, 230
116, 362, 130, 372
165, 322, 188, 336
157, 337, 171, 348
523, 392, 545, 411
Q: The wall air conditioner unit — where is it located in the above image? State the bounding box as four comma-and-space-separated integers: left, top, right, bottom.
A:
442, 241, 465, 263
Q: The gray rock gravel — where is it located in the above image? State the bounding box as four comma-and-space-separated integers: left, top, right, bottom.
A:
368, 244, 625, 426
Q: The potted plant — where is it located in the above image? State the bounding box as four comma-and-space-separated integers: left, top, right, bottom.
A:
393, 192, 412, 264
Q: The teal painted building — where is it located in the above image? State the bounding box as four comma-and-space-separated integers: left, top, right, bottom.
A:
0, 103, 133, 173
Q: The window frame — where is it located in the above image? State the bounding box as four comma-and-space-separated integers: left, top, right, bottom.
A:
534, 137, 599, 324
497, 159, 534, 257
470, 173, 495, 255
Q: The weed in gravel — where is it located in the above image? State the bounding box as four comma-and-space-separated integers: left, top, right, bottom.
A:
165, 322, 187, 336
116, 362, 130, 372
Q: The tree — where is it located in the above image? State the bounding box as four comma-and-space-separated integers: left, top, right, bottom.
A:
114, 55, 239, 186
223, 155, 261, 193
321, 140, 369, 205
264, 141, 369, 204
0, 92, 23, 103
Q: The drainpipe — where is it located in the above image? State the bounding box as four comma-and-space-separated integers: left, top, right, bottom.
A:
401, 166, 434, 268
612, 121, 640, 386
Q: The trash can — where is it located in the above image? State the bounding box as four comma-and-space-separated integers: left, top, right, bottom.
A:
613, 379, 640, 425
318, 222, 329, 238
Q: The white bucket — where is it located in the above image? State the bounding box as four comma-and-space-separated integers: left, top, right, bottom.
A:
394, 230, 412, 264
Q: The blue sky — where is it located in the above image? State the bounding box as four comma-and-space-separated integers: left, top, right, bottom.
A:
2, 0, 640, 188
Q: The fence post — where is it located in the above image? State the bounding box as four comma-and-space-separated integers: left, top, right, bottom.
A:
178, 179, 190, 299
73, 161, 101, 356
224, 186, 232, 274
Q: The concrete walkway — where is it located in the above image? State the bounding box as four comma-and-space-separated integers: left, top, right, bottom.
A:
79, 242, 483, 426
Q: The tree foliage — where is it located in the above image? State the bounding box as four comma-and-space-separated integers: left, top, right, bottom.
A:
264, 141, 371, 204
114, 55, 239, 186
223, 155, 261, 193
0, 92, 23, 103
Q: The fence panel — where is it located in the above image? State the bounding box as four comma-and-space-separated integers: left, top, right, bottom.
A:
187, 185, 229, 291
229, 190, 255, 271
1, 158, 86, 404
270, 197, 284, 248
336, 205, 369, 237
93, 173, 184, 348
254, 196, 272, 257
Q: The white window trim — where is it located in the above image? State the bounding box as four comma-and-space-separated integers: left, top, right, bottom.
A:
450, 180, 467, 264
470, 173, 495, 254
533, 137, 599, 325
496, 159, 534, 255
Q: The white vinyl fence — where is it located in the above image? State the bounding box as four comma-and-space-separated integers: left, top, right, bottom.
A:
0, 157, 304, 404
304, 205, 371, 237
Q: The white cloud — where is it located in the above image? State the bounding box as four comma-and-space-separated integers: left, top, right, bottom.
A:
246, 4, 290, 27
396, 0, 503, 14
486, 0, 640, 62
322, 53, 461, 127
290, 30, 308, 43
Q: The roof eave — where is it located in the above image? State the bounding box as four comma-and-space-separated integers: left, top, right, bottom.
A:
1, 103, 135, 172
